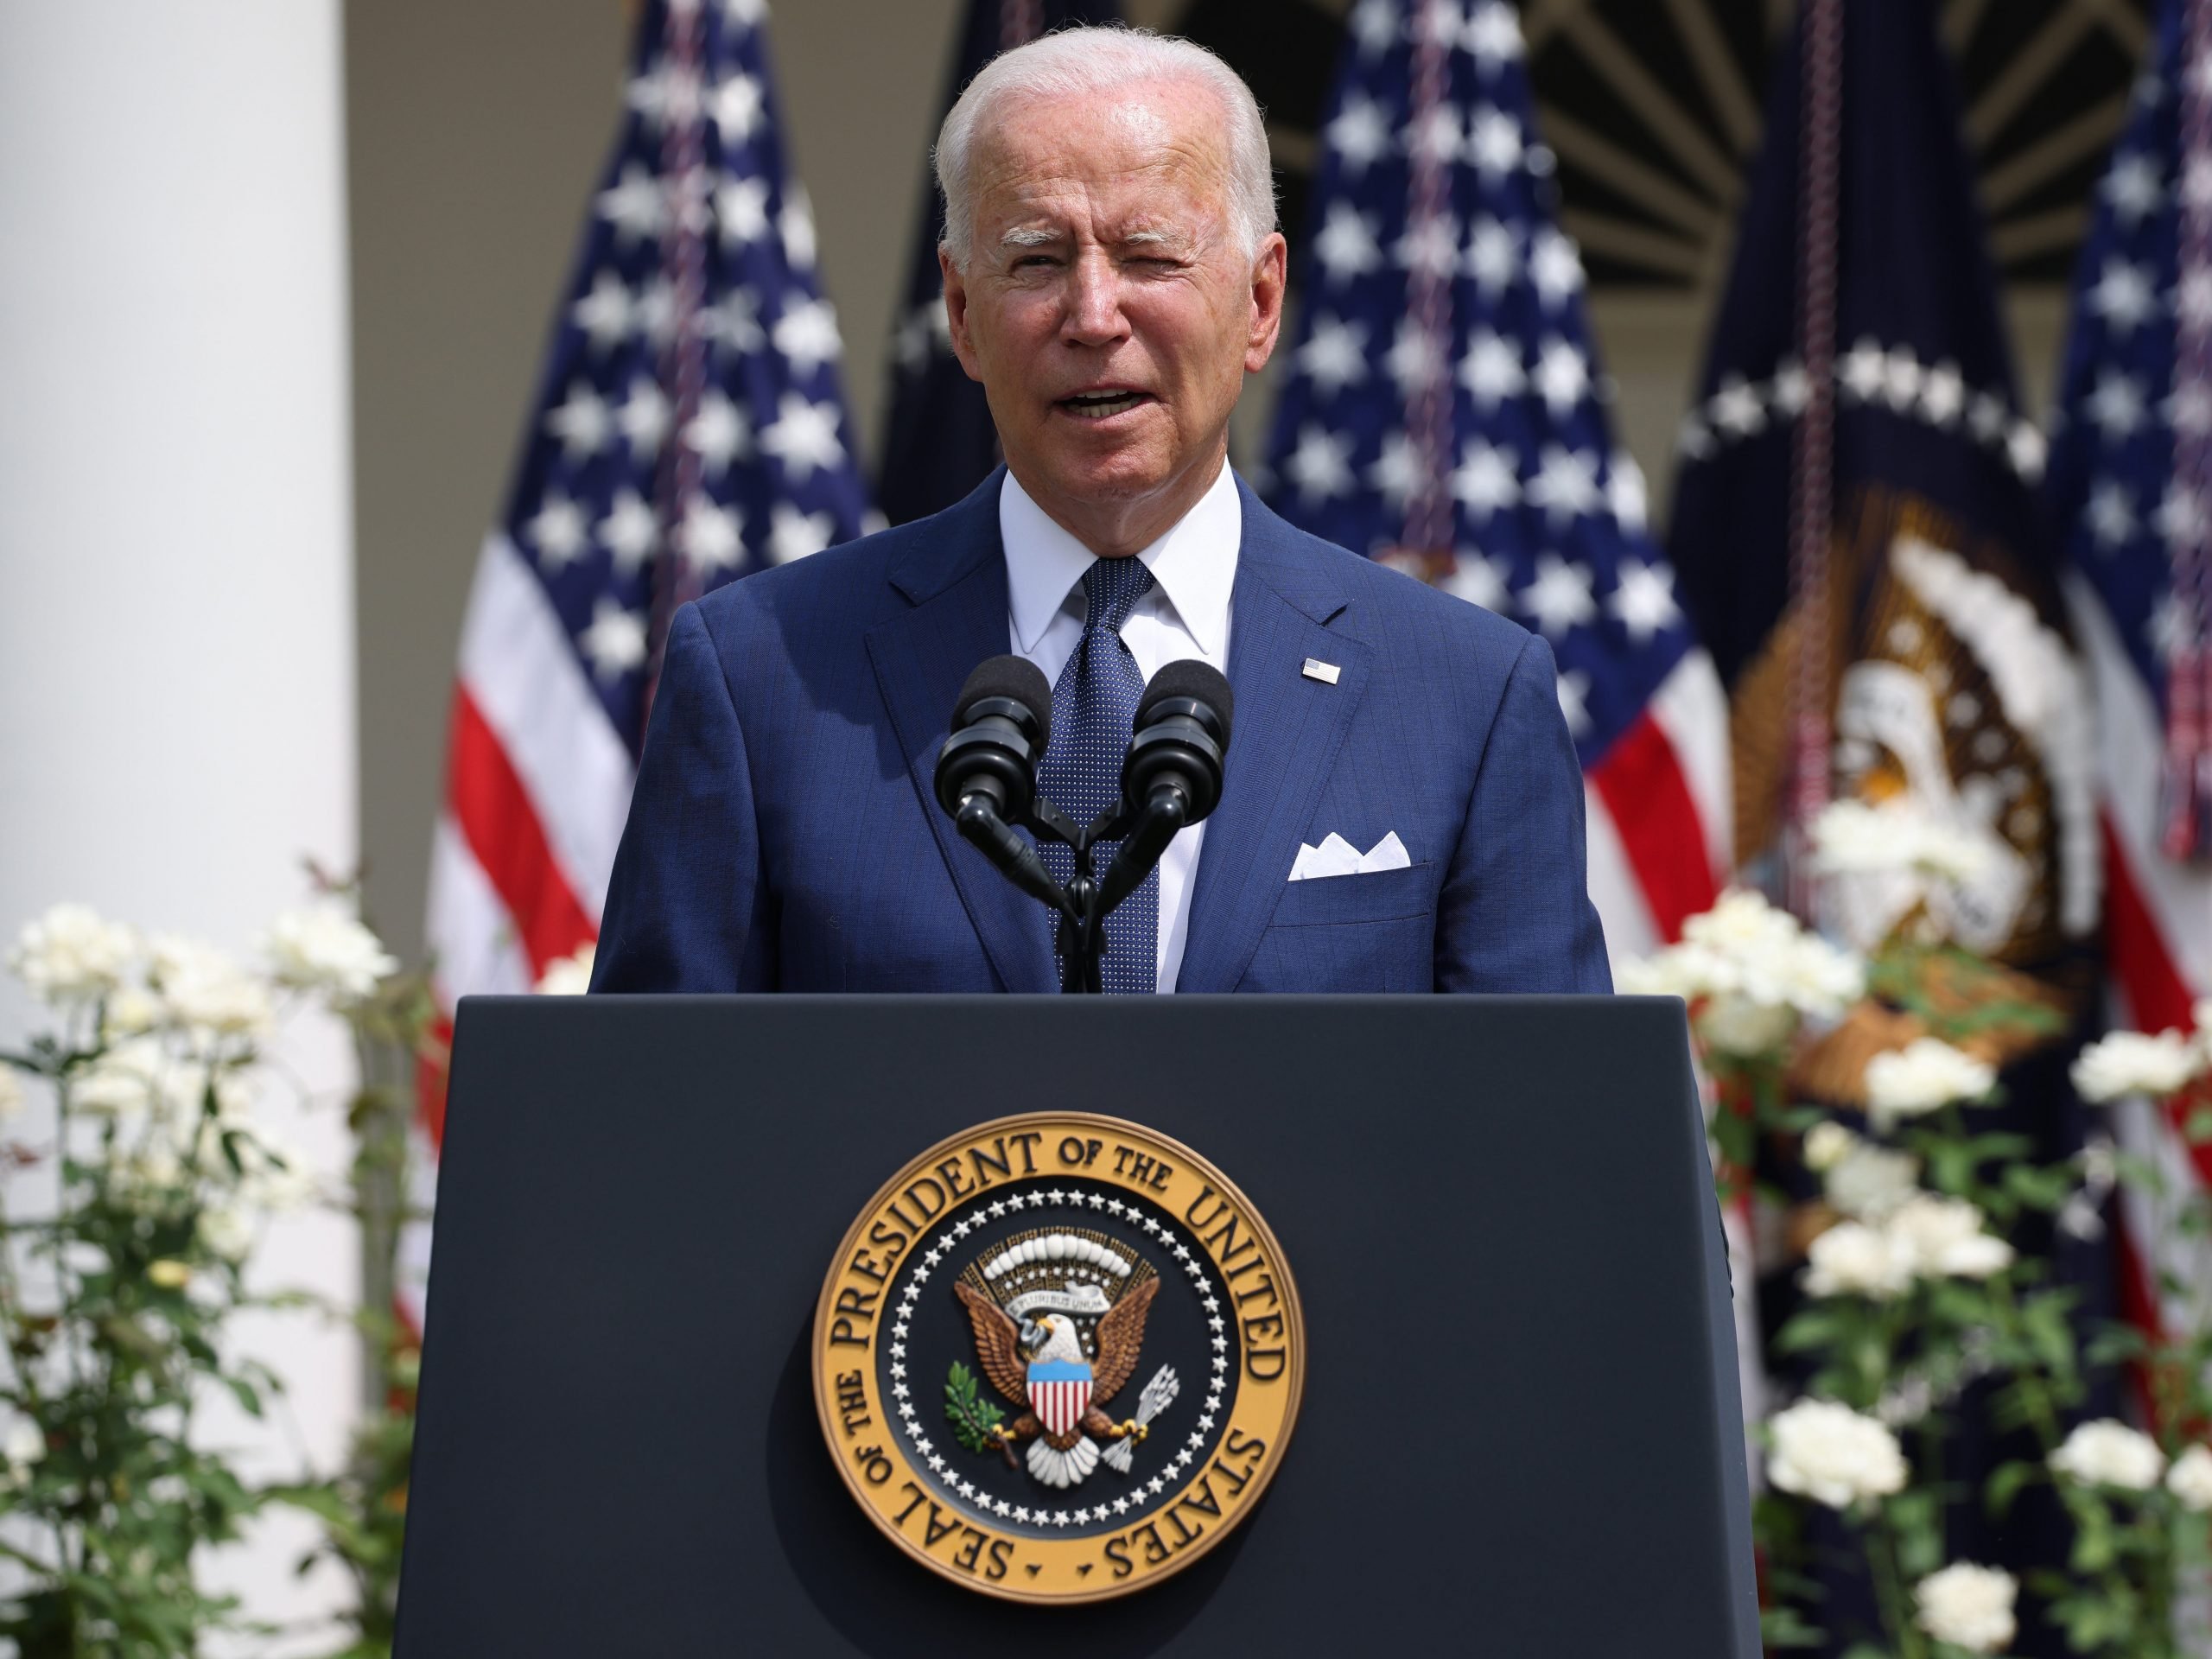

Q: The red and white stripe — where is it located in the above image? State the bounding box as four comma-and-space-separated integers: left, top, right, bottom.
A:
1029, 1376, 1092, 1439
410, 533, 635, 1331
2070, 575, 2212, 1356
1584, 648, 1733, 964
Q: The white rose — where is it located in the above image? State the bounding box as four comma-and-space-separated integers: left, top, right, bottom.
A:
2071, 1030, 2205, 1103
1698, 994, 1800, 1057
3, 1419, 44, 1467
1885, 1194, 2013, 1280
238, 1136, 318, 1212
2050, 1419, 2165, 1491
1824, 1143, 1922, 1221
1813, 798, 1999, 886
1804, 1122, 1858, 1173
1694, 893, 1861, 1019
1810, 798, 1912, 873
149, 937, 273, 1041
1617, 956, 1692, 999
71, 1037, 190, 1118
1866, 1039, 1996, 1128
2167, 1444, 2212, 1512
1684, 889, 1803, 959
0, 1067, 23, 1124
196, 1205, 254, 1262
101, 987, 164, 1039
534, 943, 596, 997
262, 905, 397, 1003
1772, 933, 1867, 1021
1913, 1562, 2017, 1654
1803, 1221, 1914, 1300
9, 904, 138, 1004
1767, 1398, 1909, 1509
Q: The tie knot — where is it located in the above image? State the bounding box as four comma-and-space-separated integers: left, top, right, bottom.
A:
1080, 556, 1155, 638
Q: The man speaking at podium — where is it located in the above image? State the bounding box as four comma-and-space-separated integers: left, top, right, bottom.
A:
590, 28, 1609, 998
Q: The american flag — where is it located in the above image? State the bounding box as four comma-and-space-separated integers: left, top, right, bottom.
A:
414, 0, 870, 1328
2044, 0, 2212, 1349
1260, 0, 1729, 966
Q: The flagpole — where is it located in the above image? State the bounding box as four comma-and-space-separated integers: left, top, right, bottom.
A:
1001, 0, 1042, 48
2168, 0, 2212, 863
1398, 0, 1456, 570
1784, 0, 1845, 918
645, 0, 710, 728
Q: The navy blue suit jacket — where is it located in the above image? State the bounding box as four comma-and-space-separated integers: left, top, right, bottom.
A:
591, 471, 1611, 995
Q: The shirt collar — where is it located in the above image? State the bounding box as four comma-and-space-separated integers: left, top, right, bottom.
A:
1001, 461, 1240, 660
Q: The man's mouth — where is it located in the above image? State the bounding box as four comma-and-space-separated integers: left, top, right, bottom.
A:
1058, 389, 1153, 420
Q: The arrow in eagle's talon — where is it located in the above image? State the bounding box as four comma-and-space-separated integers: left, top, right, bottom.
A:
1103, 1365, 1179, 1474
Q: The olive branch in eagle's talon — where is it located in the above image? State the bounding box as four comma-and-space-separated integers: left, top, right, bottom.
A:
944, 1362, 1018, 1469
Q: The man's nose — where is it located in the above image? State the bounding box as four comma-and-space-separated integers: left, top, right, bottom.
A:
1061, 251, 1129, 348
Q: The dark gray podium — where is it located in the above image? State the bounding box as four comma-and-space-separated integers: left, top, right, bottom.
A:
395, 995, 1757, 1656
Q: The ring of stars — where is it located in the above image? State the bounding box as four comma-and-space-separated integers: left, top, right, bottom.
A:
883, 1180, 1233, 1535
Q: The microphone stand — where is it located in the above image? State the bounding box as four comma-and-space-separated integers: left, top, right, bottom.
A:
941, 780, 1149, 995
1037, 789, 1188, 995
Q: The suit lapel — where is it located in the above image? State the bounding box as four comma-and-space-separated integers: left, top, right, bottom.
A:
865, 474, 1058, 994
1176, 486, 1373, 993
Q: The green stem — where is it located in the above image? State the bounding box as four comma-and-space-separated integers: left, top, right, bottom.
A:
1985, 1274, 2067, 1457
1867, 1506, 1929, 1659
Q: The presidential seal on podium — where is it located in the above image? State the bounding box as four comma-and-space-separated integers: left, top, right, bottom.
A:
811, 1112, 1305, 1604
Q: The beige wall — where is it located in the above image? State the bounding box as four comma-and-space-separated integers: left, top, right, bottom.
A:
348, 2, 2072, 965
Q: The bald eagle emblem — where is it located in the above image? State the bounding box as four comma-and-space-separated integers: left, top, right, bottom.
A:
947, 1229, 1179, 1490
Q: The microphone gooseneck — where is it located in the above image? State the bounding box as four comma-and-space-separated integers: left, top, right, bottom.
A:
932, 652, 1236, 993
1091, 660, 1235, 924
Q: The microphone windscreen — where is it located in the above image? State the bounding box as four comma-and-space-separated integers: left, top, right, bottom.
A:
1135, 659, 1233, 750
954, 654, 1053, 747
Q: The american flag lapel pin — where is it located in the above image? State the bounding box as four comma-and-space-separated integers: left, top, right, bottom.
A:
1301, 658, 1341, 685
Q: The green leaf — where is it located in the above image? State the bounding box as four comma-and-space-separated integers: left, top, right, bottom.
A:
1759, 1605, 1824, 1649
942, 1361, 1007, 1454
222, 1375, 264, 1419
1985, 1459, 2039, 1520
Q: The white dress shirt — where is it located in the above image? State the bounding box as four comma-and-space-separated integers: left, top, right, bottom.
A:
1001, 461, 1240, 993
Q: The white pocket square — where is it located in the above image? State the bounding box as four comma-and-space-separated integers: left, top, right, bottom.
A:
1288, 831, 1410, 881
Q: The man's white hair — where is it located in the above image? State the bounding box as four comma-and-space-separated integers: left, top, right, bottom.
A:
933, 26, 1276, 270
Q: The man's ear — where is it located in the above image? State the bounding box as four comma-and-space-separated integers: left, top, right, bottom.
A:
1243, 232, 1289, 376
939, 248, 985, 384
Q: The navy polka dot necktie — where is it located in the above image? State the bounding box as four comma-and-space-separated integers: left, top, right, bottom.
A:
1037, 556, 1158, 994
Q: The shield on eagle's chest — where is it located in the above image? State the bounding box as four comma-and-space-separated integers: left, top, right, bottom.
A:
1027, 1358, 1093, 1438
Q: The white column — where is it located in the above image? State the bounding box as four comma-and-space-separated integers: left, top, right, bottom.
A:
0, 6, 358, 1651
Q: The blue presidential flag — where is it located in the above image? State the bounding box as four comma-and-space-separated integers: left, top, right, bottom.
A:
1666, 0, 2099, 969
1668, 3, 2113, 1649
876, 0, 1121, 528
1261, 0, 1728, 958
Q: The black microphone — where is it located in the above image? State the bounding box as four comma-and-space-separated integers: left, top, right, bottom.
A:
932, 657, 1069, 917
1122, 659, 1233, 826
1093, 661, 1234, 918
934, 656, 1052, 822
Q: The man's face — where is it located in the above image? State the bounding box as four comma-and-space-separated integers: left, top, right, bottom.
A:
941, 79, 1287, 550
